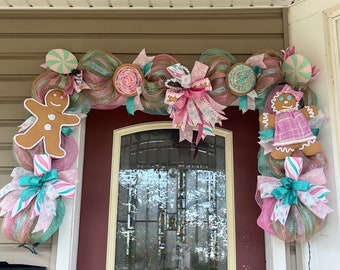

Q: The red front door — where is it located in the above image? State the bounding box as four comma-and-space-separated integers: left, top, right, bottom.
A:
77, 106, 265, 270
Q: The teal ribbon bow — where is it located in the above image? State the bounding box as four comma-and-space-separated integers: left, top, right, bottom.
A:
18, 169, 59, 204
271, 177, 310, 205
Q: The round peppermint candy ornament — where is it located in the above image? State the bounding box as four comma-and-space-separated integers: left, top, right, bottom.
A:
46, 49, 78, 74
226, 63, 256, 96
113, 64, 144, 97
282, 54, 312, 85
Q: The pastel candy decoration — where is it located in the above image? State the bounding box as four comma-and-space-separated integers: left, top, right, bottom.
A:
46, 49, 78, 74
256, 156, 333, 243
113, 64, 144, 97
226, 63, 256, 96
0, 154, 78, 252
34, 154, 51, 176
282, 54, 312, 85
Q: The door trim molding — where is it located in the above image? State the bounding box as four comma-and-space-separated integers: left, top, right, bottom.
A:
53, 121, 86, 270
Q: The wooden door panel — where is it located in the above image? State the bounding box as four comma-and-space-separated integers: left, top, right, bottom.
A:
77, 106, 264, 270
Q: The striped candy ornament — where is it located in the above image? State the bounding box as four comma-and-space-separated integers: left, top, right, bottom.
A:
34, 154, 51, 176
282, 54, 312, 85
284, 156, 303, 180
46, 49, 78, 75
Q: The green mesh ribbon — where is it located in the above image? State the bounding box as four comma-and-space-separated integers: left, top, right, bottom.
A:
272, 203, 326, 243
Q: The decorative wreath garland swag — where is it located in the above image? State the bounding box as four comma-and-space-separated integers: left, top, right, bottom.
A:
0, 46, 332, 253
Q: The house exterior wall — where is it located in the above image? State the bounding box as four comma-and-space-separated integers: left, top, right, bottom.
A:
288, 0, 340, 269
0, 8, 287, 269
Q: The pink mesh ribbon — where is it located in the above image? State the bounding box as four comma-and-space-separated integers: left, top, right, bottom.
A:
0, 154, 78, 233
164, 61, 226, 144
257, 156, 332, 227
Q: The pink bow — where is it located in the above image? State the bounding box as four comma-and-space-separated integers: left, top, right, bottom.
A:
0, 154, 78, 232
164, 61, 226, 144
257, 157, 332, 225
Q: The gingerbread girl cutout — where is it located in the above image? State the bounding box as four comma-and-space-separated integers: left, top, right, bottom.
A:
14, 89, 80, 158
259, 85, 322, 159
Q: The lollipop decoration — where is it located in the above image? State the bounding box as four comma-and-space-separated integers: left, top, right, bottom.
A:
45, 49, 78, 75
281, 46, 320, 86
226, 54, 266, 113
282, 54, 312, 85
113, 49, 155, 115
42, 49, 90, 96
227, 63, 256, 96
113, 64, 144, 97
113, 64, 144, 115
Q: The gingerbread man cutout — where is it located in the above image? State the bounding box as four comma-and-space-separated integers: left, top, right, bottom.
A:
14, 89, 80, 158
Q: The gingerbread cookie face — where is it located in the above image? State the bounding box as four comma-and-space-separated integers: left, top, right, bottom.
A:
14, 89, 81, 158
46, 90, 68, 109
271, 93, 299, 112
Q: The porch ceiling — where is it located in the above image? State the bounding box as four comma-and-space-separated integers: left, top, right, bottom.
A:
0, 0, 302, 9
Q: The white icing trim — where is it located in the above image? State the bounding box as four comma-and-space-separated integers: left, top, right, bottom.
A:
275, 146, 294, 153
299, 139, 316, 150
305, 105, 315, 118
262, 112, 269, 128
270, 92, 281, 113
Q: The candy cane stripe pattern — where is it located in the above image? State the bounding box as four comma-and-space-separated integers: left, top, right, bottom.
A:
284, 156, 303, 180
34, 154, 51, 176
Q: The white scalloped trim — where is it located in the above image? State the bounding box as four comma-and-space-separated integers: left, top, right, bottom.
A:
305, 105, 315, 118
275, 146, 294, 153
262, 112, 269, 128
270, 91, 281, 113
299, 139, 316, 150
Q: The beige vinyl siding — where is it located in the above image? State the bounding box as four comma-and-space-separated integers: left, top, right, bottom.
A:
0, 8, 287, 269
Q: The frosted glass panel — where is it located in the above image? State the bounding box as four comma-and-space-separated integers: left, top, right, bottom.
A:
107, 125, 235, 270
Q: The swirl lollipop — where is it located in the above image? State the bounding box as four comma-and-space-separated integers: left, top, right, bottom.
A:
282, 54, 312, 86
112, 64, 144, 97
226, 63, 256, 96
45, 49, 78, 75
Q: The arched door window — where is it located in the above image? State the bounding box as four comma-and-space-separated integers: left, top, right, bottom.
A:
106, 122, 235, 270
